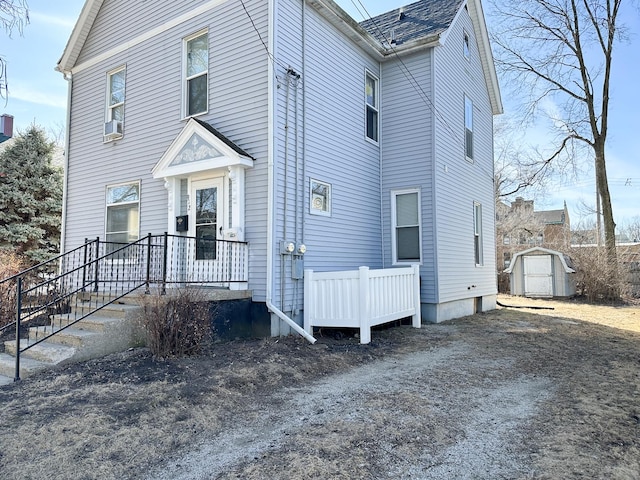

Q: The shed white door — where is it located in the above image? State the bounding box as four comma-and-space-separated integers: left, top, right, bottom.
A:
524, 255, 553, 297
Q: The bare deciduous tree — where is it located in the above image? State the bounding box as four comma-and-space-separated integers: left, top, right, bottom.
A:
490, 0, 628, 270
1, 0, 29, 99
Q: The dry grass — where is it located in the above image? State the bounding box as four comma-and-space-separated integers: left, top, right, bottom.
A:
0, 300, 639, 479
498, 294, 640, 333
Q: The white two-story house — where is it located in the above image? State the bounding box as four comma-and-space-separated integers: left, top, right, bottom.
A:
56, 0, 502, 337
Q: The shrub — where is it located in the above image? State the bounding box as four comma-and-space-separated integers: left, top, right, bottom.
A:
0, 251, 27, 328
138, 288, 212, 358
570, 246, 625, 302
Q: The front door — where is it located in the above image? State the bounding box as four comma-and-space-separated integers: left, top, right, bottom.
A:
188, 177, 224, 282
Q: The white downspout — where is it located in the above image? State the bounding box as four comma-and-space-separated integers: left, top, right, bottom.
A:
59, 70, 72, 254
266, 0, 316, 344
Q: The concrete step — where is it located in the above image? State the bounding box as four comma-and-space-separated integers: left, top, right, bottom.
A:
71, 302, 142, 320
0, 352, 49, 379
4, 340, 76, 364
47, 311, 125, 332
28, 326, 100, 347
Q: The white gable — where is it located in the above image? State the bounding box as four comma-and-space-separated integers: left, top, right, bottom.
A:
152, 119, 253, 179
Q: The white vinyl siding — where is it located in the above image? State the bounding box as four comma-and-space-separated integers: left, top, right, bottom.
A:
392, 190, 421, 264
65, 0, 270, 299
183, 30, 209, 117
433, 5, 496, 302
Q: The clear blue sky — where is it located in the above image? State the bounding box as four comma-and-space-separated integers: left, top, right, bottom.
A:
2, 0, 638, 228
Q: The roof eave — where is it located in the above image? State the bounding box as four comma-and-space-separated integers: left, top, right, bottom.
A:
56, 0, 104, 74
467, 0, 503, 115
307, 0, 386, 60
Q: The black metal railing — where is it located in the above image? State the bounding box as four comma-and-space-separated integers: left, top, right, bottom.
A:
0, 233, 248, 381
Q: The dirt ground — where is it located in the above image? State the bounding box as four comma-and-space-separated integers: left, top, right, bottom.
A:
1, 294, 639, 479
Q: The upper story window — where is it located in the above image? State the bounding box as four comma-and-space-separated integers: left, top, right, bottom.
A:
184, 30, 209, 117
463, 31, 470, 60
105, 66, 125, 140
392, 189, 421, 264
365, 71, 379, 142
465, 96, 473, 161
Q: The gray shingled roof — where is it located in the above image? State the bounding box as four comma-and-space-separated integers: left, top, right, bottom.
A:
359, 0, 465, 47
193, 118, 255, 160
534, 209, 566, 225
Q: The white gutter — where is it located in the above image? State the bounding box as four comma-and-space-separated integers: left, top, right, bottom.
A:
265, 0, 316, 344
59, 71, 72, 254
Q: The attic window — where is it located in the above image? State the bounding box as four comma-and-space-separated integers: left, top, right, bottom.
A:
463, 32, 470, 59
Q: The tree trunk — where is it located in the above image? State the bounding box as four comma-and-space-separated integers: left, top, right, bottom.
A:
594, 140, 617, 266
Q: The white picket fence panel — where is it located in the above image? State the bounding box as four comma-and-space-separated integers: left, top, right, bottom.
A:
304, 265, 421, 344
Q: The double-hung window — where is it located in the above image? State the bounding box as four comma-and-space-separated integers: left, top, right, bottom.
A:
184, 30, 209, 117
465, 96, 473, 160
474, 202, 483, 265
106, 182, 140, 252
392, 190, 421, 263
365, 71, 379, 142
107, 67, 125, 122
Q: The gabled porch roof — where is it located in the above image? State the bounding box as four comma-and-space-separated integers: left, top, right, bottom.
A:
152, 118, 254, 179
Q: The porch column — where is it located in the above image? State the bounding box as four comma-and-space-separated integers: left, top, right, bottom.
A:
228, 165, 246, 241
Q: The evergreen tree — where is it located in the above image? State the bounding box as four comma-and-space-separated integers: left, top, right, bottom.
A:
0, 126, 62, 264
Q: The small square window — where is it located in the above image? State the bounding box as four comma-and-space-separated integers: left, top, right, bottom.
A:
310, 179, 331, 216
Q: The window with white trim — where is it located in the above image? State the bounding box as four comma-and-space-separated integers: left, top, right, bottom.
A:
465, 96, 473, 161
392, 190, 421, 263
365, 71, 378, 142
310, 179, 331, 216
184, 30, 208, 117
106, 182, 140, 249
106, 66, 125, 123
474, 202, 483, 265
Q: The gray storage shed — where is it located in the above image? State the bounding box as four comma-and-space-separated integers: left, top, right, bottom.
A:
504, 247, 576, 298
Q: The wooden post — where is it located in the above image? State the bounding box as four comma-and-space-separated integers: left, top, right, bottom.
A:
412, 264, 421, 329
358, 266, 371, 344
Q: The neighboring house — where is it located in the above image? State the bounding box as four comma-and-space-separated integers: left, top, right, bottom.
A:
497, 197, 571, 275
55, 0, 502, 334
0, 115, 13, 144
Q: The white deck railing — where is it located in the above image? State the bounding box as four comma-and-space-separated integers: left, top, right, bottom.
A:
303, 265, 421, 344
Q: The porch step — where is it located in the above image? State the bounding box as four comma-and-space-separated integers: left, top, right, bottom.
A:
28, 326, 100, 347
4, 339, 77, 364
71, 302, 142, 320
49, 313, 133, 333
0, 352, 50, 379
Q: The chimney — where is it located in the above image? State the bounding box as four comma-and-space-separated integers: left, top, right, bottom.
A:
0, 114, 14, 142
